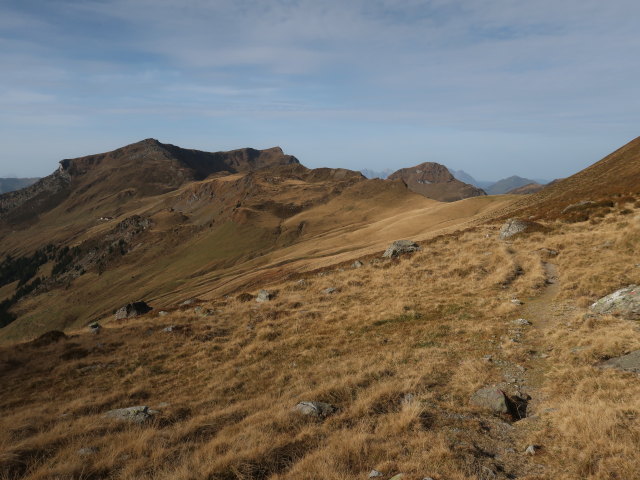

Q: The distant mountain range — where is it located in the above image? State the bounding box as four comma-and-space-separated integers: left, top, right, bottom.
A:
0, 177, 39, 194
450, 170, 550, 194
360, 168, 393, 179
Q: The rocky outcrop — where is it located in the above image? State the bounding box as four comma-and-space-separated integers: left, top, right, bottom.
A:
388, 162, 486, 202
0, 166, 71, 218
382, 240, 420, 258
115, 301, 152, 320
470, 387, 511, 414
591, 285, 640, 319
499, 218, 546, 240
294, 401, 336, 418
599, 350, 640, 373
104, 405, 158, 423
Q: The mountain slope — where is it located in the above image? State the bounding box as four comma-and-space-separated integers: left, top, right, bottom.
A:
388, 162, 486, 202
0, 177, 39, 194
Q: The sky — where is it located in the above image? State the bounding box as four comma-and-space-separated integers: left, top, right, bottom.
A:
1, 0, 639, 180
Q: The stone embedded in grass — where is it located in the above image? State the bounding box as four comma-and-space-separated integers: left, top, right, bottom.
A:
590, 285, 640, 319
77, 447, 98, 456
352, 260, 363, 268
104, 405, 158, 423
525, 445, 538, 455
499, 218, 546, 240
388, 475, 405, 480
194, 306, 215, 317
382, 240, 420, 258
255, 289, 273, 303
323, 287, 338, 294
162, 325, 176, 332
158, 311, 169, 317
513, 318, 531, 326
470, 387, 511, 414
294, 401, 336, 419
115, 301, 152, 320
511, 299, 524, 305
599, 350, 640, 373
368, 470, 384, 478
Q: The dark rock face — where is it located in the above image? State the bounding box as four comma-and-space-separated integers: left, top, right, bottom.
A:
388, 162, 486, 202
599, 350, 640, 373
591, 285, 640, 319
115, 301, 152, 320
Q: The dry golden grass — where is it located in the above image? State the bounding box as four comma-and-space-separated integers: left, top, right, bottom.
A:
2, 200, 640, 479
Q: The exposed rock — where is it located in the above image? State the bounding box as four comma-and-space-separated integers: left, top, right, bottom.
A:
115, 301, 152, 320
158, 311, 169, 316
382, 240, 420, 258
181, 298, 197, 306
104, 405, 158, 423
499, 218, 546, 240
323, 287, 338, 294
368, 470, 384, 478
256, 290, 274, 303
388, 475, 405, 480
539, 247, 559, 257
470, 387, 511, 414
511, 299, 524, 305
77, 447, 98, 456
525, 445, 538, 455
194, 306, 215, 317
352, 260, 363, 268
591, 285, 640, 319
294, 401, 336, 419
599, 350, 640, 373
513, 318, 531, 326
162, 326, 176, 333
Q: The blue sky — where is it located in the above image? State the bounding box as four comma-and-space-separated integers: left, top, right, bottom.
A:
1, 0, 639, 180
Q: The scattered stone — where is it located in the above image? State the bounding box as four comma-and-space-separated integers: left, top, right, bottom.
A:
157, 402, 170, 408
368, 470, 384, 478
162, 326, 176, 333
499, 218, 546, 240
513, 318, 531, 326
382, 240, 420, 258
194, 306, 215, 317
511, 299, 524, 305
525, 445, 538, 455
470, 387, 511, 414
352, 260, 364, 268
115, 301, 152, 320
483, 355, 493, 362
256, 289, 274, 303
296, 279, 308, 287
77, 447, 98, 456
158, 311, 169, 317
294, 401, 336, 419
104, 405, 158, 423
389, 475, 405, 480
323, 287, 338, 294
181, 298, 197, 306
590, 285, 640, 319
562, 200, 595, 213
539, 247, 559, 257
89, 322, 101, 334
599, 350, 640, 373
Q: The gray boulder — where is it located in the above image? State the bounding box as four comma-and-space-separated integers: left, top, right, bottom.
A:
352, 260, 364, 268
256, 289, 273, 303
470, 387, 511, 414
104, 405, 158, 423
115, 301, 152, 320
499, 218, 545, 240
382, 240, 420, 258
294, 401, 336, 418
600, 350, 640, 373
591, 285, 640, 319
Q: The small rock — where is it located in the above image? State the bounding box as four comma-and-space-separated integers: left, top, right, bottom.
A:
158, 311, 169, 317
539, 247, 558, 257
525, 445, 537, 455
77, 447, 98, 456
591, 285, 640, 319
256, 289, 273, 303
323, 287, 338, 294
368, 470, 384, 478
162, 326, 175, 333
470, 387, 511, 414
382, 240, 420, 258
499, 218, 546, 240
511, 299, 524, 305
353, 260, 364, 268
422, 478, 435, 480
513, 318, 531, 326
294, 401, 336, 419
599, 350, 640, 373
388, 475, 405, 480
104, 405, 158, 423
181, 298, 197, 306
115, 301, 152, 320
194, 306, 215, 317
483, 355, 493, 362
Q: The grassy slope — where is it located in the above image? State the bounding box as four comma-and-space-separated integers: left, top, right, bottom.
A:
2, 202, 640, 479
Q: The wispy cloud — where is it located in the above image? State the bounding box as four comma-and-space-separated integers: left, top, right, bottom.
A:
0, 0, 639, 177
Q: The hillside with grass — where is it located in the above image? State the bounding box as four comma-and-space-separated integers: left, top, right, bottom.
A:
2, 137, 640, 479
